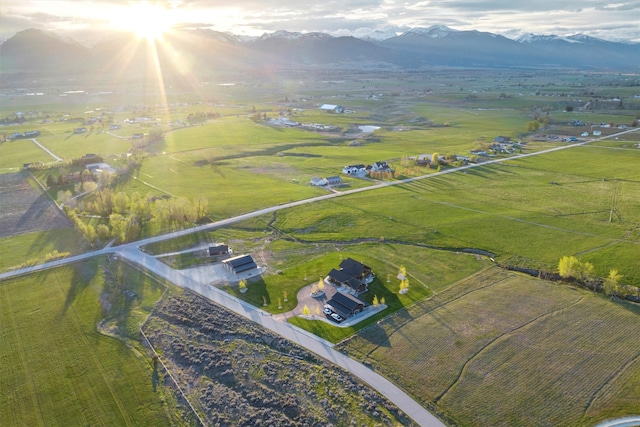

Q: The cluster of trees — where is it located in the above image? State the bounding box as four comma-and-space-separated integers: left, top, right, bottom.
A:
186, 111, 220, 125
558, 256, 632, 299
62, 187, 209, 244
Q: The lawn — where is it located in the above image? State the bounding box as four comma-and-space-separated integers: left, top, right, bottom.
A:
268, 140, 640, 284
339, 267, 640, 426
225, 241, 488, 343
0, 259, 177, 426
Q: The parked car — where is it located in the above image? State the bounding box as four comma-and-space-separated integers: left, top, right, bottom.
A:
331, 313, 344, 322
323, 307, 333, 315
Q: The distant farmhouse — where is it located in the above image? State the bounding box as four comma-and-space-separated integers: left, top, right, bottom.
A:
319, 104, 344, 114
343, 161, 393, 177
342, 164, 367, 177
310, 176, 342, 187
86, 162, 116, 175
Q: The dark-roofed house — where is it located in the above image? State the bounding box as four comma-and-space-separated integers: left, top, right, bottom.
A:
208, 244, 229, 256
222, 254, 257, 275
325, 292, 366, 318
325, 176, 342, 186
325, 257, 374, 294
327, 269, 366, 294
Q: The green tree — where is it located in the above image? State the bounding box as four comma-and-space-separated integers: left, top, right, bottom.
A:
96, 224, 111, 241
576, 261, 595, 281
431, 153, 439, 168
372, 295, 379, 307
148, 127, 164, 143
526, 121, 540, 131
109, 213, 127, 243
558, 256, 579, 278
113, 192, 129, 214
46, 174, 56, 188
603, 269, 623, 297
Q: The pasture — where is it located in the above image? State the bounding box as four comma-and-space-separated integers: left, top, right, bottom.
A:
269, 138, 640, 285
339, 268, 640, 426
0, 259, 176, 426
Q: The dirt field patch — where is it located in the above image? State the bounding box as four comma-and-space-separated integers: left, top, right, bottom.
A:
0, 173, 70, 238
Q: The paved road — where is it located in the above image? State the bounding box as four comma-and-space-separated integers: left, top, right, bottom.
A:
113, 246, 445, 427
1, 127, 637, 425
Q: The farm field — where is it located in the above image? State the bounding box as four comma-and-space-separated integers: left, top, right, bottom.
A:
338, 267, 640, 426
1, 68, 639, 427
0, 259, 178, 426
269, 138, 640, 285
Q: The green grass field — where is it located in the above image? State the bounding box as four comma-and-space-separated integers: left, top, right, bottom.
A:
339, 268, 640, 426
0, 259, 177, 426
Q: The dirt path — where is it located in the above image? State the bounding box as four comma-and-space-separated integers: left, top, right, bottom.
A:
30, 138, 62, 162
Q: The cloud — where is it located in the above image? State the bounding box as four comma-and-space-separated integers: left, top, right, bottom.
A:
1, 0, 638, 42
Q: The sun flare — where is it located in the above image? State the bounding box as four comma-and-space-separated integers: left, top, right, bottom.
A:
112, 3, 174, 40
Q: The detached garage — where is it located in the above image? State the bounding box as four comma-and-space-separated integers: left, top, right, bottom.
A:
222, 255, 257, 275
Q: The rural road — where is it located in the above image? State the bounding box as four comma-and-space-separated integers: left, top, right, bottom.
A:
1, 127, 637, 426
114, 246, 445, 426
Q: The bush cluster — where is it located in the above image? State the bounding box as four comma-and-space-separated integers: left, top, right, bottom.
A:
145, 292, 414, 426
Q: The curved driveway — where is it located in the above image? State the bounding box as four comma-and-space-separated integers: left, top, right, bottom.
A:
1, 128, 637, 426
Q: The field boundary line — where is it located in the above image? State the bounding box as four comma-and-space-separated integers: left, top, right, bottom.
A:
584, 350, 640, 417
434, 295, 585, 403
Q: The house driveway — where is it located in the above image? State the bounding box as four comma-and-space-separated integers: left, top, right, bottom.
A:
274, 281, 387, 327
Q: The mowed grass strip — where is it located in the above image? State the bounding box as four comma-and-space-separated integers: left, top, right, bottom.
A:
339, 268, 640, 426
0, 260, 173, 427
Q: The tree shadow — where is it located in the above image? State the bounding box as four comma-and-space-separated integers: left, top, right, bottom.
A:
16, 192, 70, 232
61, 259, 99, 316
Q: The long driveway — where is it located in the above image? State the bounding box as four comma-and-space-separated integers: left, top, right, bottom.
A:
1, 128, 637, 426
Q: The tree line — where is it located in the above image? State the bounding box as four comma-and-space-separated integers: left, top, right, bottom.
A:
557, 255, 635, 301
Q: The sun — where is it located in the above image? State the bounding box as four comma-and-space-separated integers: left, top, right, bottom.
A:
112, 3, 174, 40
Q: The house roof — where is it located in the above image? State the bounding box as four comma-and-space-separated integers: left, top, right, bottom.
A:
339, 257, 367, 278
328, 268, 363, 291
331, 292, 365, 310
326, 292, 366, 317
209, 244, 229, 255
223, 254, 257, 272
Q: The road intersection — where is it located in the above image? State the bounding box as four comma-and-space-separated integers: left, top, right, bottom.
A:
1, 128, 637, 426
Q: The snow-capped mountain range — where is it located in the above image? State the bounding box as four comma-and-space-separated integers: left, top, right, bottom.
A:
0, 25, 637, 76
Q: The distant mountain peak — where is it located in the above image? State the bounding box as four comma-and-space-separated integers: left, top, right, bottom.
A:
516, 33, 560, 43
258, 30, 332, 41
403, 26, 457, 38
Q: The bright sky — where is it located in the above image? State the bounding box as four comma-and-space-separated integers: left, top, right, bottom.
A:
1, 0, 638, 43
